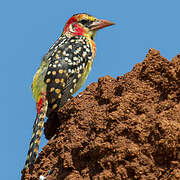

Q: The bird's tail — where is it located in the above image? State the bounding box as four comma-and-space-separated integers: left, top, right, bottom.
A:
24, 104, 47, 168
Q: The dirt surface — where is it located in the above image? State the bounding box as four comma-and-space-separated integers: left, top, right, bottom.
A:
22, 49, 180, 180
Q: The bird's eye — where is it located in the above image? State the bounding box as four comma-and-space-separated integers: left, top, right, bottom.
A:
79, 19, 91, 26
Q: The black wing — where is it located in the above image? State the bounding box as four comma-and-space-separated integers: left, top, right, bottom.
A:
44, 35, 93, 115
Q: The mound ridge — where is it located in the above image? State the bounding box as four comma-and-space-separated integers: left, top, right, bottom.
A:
22, 49, 180, 180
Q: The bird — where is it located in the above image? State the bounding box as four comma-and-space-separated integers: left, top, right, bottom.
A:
24, 13, 114, 169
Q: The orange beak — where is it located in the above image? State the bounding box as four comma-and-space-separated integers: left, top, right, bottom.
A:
89, 19, 115, 31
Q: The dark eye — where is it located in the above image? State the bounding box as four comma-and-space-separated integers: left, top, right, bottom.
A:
80, 19, 91, 26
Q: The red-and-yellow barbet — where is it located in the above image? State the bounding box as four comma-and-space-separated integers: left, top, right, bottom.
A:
24, 13, 114, 168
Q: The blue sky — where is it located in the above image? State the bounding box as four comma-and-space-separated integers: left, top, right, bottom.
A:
1, 0, 180, 179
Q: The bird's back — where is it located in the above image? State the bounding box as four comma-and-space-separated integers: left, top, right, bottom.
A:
44, 35, 95, 113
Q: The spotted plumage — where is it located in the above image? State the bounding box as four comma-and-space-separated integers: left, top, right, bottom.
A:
24, 13, 114, 169
45, 35, 93, 113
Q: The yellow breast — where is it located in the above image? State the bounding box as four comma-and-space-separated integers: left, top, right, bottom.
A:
73, 60, 93, 94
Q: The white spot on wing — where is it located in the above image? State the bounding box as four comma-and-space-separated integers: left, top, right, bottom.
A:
39, 175, 47, 180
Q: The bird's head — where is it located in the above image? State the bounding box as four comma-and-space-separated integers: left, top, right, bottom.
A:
63, 13, 115, 40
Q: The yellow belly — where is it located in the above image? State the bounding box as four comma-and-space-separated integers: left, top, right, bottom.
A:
73, 60, 93, 94
32, 65, 47, 103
